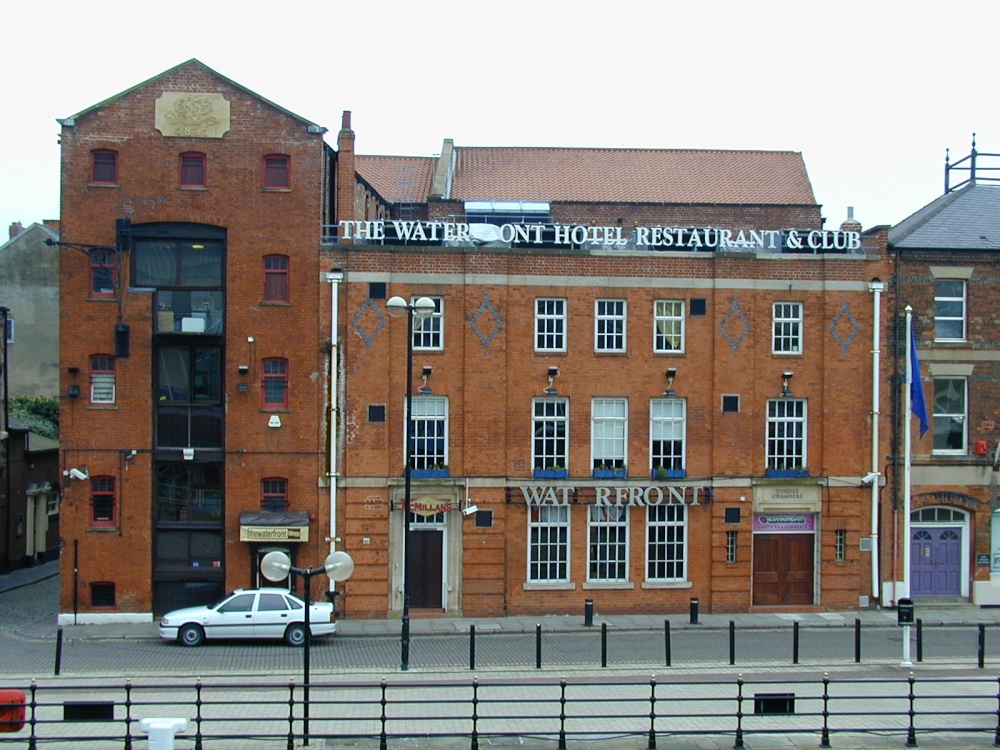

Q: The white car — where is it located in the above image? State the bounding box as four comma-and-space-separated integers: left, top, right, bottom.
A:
159, 588, 336, 647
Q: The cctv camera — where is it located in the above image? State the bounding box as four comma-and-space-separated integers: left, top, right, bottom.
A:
861, 472, 880, 485
67, 468, 89, 481
462, 505, 479, 517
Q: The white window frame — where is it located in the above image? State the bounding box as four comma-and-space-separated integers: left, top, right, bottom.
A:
646, 504, 687, 581
766, 398, 807, 471
90, 356, 116, 404
532, 398, 569, 471
535, 298, 566, 352
528, 504, 570, 582
653, 300, 684, 352
407, 396, 449, 469
591, 398, 627, 472
412, 296, 444, 350
934, 279, 966, 341
932, 377, 967, 454
588, 505, 629, 582
595, 299, 626, 352
772, 302, 803, 354
650, 398, 685, 475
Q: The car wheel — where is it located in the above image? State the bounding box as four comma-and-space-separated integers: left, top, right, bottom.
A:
179, 623, 205, 647
285, 623, 306, 647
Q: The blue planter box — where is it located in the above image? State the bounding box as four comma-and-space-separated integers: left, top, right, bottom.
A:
594, 469, 627, 479
534, 469, 568, 479
411, 469, 449, 479
766, 469, 809, 478
652, 469, 686, 479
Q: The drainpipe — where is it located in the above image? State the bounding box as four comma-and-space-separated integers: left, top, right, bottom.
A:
326, 270, 344, 570
868, 280, 885, 603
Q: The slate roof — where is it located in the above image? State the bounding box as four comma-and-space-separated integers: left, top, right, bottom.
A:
356, 147, 816, 206
889, 184, 1000, 250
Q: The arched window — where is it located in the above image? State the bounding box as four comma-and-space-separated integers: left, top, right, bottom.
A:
90, 476, 116, 526
262, 358, 288, 408
179, 152, 206, 187
262, 478, 288, 512
263, 255, 289, 302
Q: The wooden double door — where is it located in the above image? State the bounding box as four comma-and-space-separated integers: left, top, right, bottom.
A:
752, 534, 815, 606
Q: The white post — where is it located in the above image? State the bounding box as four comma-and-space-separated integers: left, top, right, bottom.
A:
140, 718, 188, 750
901, 624, 913, 668
901, 306, 914, 601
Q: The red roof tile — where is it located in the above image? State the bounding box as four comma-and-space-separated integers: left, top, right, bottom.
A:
355, 156, 437, 204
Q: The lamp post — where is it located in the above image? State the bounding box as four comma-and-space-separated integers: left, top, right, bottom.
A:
386, 295, 435, 671
260, 549, 354, 744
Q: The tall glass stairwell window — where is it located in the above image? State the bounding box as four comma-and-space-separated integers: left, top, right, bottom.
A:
156, 346, 223, 448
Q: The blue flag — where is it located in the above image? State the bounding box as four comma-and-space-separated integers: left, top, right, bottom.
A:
910, 327, 929, 438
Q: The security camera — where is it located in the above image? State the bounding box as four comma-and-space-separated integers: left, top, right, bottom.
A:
66, 468, 89, 481
861, 472, 880, 486
462, 504, 479, 517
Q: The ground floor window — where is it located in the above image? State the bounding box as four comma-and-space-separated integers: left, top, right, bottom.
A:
528, 505, 569, 581
646, 504, 686, 581
588, 505, 628, 581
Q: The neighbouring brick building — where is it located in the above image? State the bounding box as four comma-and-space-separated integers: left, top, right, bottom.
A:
57, 60, 893, 624
886, 141, 1000, 607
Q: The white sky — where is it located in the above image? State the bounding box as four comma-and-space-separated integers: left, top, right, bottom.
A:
4, 1, 999, 236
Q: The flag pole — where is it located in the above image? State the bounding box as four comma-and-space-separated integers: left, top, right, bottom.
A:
902, 306, 914, 600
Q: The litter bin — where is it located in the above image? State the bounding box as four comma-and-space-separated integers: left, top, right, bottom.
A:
897, 598, 915, 625
0, 690, 25, 733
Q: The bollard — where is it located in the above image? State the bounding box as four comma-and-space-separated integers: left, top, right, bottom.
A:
584, 598, 594, 627
689, 597, 699, 624
140, 718, 188, 750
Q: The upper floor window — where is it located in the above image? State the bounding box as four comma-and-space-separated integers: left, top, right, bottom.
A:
90, 354, 116, 404
91, 149, 118, 184
588, 505, 629, 582
772, 302, 802, 354
263, 255, 289, 302
535, 298, 566, 352
650, 398, 685, 475
933, 377, 967, 453
591, 398, 627, 472
934, 280, 966, 341
155, 346, 223, 449
653, 300, 684, 352
533, 398, 568, 471
412, 296, 443, 350
408, 396, 448, 470
262, 478, 288, 512
263, 154, 290, 189
766, 398, 807, 471
90, 249, 117, 297
91, 476, 116, 527
595, 299, 626, 352
263, 358, 289, 408
179, 152, 206, 187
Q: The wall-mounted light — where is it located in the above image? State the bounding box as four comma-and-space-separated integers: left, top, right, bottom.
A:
238, 365, 249, 375
781, 371, 794, 397
544, 366, 560, 395
67, 366, 80, 375
419, 365, 433, 395
68, 384, 80, 399
664, 367, 678, 396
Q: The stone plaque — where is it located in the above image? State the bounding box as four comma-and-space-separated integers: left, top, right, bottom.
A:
155, 92, 231, 138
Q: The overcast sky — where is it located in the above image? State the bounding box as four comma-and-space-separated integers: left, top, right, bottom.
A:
4, 1, 998, 238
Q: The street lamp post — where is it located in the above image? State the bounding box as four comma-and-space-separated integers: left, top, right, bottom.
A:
386, 295, 435, 671
260, 549, 354, 744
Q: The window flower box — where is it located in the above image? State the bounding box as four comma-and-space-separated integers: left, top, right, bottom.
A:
594, 468, 627, 479
534, 468, 568, 479
652, 468, 686, 479
411, 468, 449, 479
766, 469, 810, 478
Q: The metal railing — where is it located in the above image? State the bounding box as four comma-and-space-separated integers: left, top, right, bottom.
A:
3, 672, 1000, 748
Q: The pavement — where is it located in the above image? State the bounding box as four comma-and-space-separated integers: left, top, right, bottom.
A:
4, 559, 1000, 639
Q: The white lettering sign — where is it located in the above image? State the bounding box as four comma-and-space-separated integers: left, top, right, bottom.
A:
520, 485, 706, 506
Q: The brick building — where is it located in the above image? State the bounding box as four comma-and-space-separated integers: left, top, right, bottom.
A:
886, 141, 1000, 606
57, 60, 891, 623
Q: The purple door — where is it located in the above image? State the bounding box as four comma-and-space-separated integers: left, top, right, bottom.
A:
911, 527, 962, 596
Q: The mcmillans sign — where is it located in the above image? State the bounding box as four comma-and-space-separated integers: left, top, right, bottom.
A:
338, 220, 862, 252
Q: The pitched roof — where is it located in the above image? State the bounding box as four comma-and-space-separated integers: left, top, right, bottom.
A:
890, 184, 1000, 250
356, 146, 815, 206
355, 156, 437, 203
452, 147, 815, 205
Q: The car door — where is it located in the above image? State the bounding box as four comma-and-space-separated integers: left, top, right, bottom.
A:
254, 592, 295, 638
208, 592, 257, 639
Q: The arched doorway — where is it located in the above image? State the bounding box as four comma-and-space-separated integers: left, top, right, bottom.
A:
910, 506, 968, 598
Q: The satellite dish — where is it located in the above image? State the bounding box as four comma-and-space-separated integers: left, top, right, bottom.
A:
323, 551, 355, 581
260, 550, 292, 582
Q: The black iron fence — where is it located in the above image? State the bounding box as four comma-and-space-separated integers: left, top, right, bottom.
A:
3, 672, 1000, 749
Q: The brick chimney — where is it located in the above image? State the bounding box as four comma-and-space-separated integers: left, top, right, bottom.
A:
840, 206, 862, 233
8, 222, 24, 240
336, 111, 356, 241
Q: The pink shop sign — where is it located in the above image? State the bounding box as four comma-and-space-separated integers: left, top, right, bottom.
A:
753, 514, 815, 532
